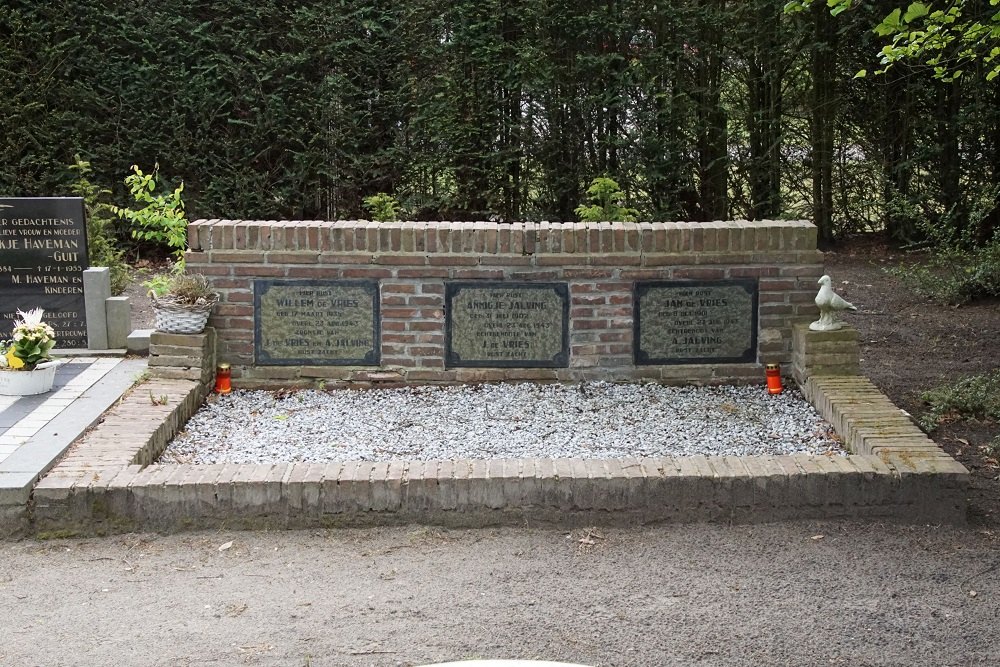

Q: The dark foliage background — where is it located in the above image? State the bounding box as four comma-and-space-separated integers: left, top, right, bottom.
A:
2, 0, 998, 241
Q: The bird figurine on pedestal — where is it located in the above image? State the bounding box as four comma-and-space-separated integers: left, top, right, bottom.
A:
810, 275, 857, 331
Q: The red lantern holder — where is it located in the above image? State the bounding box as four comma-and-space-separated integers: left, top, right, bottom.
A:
766, 363, 783, 395
214, 363, 232, 394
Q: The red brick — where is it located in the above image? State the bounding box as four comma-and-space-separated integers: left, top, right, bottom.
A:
286, 267, 337, 278
788, 291, 815, 303
729, 266, 779, 278
374, 254, 426, 266
674, 267, 726, 280
620, 269, 664, 280
215, 304, 253, 316
398, 268, 449, 278
381, 357, 418, 367
407, 345, 443, 356
453, 269, 504, 280
535, 255, 582, 266
408, 321, 442, 332
591, 255, 641, 266
382, 282, 417, 294
480, 255, 533, 266
573, 319, 610, 330
381, 307, 418, 319
430, 256, 478, 266
342, 268, 393, 278
563, 268, 614, 279
211, 251, 266, 263
233, 265, 285, 277
760, 278, 797, 290
266, 251, 319, 264
318, 253, 373, 264
507, 270, 560, 280
408, 296, 443, 306
571, 295, 608, 305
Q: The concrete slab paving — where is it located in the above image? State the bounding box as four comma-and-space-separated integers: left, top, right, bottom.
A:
0, 357, 146, 505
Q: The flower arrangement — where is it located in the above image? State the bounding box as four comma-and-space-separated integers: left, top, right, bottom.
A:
0, 308, 57, 371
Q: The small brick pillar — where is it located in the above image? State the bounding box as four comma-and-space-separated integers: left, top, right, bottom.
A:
791, 323, 860, 385
148, 328, 217, 387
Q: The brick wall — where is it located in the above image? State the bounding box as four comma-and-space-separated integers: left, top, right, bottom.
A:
186, 220, 822, 388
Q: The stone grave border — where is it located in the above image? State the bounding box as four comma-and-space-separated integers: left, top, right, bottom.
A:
23, 323, 969, 535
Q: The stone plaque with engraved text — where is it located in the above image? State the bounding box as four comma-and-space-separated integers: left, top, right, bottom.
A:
446, 282, 569, 368
0, 197, 89, 348
254, 279, 379, 365
634, 280, 758, 365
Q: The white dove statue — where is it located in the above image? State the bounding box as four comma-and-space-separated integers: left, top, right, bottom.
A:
810, 275, 857, 331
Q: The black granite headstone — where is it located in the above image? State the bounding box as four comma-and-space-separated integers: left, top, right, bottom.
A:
634, 280, 758, 365
254, 279, 380, 365
446, 282, 569, 368
0, 197, 89, 348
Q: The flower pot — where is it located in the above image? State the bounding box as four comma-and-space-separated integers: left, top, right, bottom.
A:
0, 360, 62, 396
150, 292, 219, 334
152, 305, 213, 334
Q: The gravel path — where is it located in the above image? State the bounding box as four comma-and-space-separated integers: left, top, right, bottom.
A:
2, 523, 997, 666
161, 382, 841, 464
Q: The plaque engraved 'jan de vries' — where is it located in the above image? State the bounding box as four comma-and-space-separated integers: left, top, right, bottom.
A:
634, 280, 758, 365
0, 197, 89, 348
446, 282, 569, 368
254, 279, 380, 365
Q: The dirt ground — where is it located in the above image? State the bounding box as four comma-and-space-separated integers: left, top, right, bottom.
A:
1, 522, 998, 666
825, 238, 1000, 527
2, 236, 997, 666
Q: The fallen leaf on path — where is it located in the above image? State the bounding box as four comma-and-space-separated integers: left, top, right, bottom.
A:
811, 535, 825, 541
218, 541, 233, 552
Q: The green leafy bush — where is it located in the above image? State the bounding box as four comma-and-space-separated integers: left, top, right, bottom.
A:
887, 198, 1000, 305
889, 241, 1000, 305
919, 370, 1000, 444
111, 165, 187, 264
362, 193, 401, 222
575, 177, 639, 223
69, 157, 130, 295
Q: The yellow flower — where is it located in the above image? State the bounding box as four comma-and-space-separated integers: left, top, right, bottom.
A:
5, 349, 24, 369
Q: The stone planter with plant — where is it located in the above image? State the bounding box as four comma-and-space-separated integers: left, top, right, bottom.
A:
146, 272, 219, 335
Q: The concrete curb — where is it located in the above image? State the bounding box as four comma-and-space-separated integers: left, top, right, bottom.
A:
23, 374, 969, 536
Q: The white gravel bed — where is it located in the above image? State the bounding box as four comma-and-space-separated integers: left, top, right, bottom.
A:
160, 382, 843, 464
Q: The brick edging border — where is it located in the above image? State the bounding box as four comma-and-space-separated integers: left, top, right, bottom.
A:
27, 376, 969, 535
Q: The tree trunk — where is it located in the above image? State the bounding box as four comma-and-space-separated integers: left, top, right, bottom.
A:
810, 3, 837, 243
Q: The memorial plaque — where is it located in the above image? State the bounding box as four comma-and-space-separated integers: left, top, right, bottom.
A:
446, 282, 569, 368
634, 280, 758, 365
254, 279, 379, 365
0, 197, 89, 348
